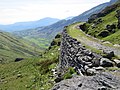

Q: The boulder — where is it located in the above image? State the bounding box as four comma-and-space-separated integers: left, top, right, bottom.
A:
114, 59, 120, 68
52, 72, 120, 90
15, 58, 24, 62
113, 44, 120, 47
51, 40, 57, 46
93, 66, 105, 71
93, 18, 103, 25
57, 41, 61, 46
98, 30, 109, 37
98, 86, 107, 90
79, 23, 87, 31
84, 50, 93, 57
54, 77, 63, 83
55, 34, 61, 39
86, 68, 97, 76
103, 50, 114, 59
100, 58, 114, 67
91, 58, 100, 67
106, 24, 116, 32
17, 74, 22, 78
80, 56, 92, 62
103, 41, 111, 44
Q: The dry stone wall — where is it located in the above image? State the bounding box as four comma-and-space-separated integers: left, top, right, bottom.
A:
59, 29, 120, 75
52, 28, 120, 90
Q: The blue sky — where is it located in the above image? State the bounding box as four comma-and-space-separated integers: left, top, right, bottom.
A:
0, 0, 110, 24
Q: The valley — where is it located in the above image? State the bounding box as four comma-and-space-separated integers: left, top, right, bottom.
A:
0, 34, 61, 90
0, 31, 42, 63
1, 0, 120, 90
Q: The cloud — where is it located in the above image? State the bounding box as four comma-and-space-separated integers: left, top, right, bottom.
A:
0, 0, 110, 24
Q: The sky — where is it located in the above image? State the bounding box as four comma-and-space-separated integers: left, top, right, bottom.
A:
0, 0, 110, 25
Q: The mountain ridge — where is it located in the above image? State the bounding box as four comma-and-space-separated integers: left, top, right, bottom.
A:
1, 0, 120, 90
0, 17, 60, 32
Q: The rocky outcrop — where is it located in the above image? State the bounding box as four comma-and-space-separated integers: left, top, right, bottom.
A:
106, 24, 116, 32
52, 72, 120, 90
98, 30, 109, 37
88, 3, 120, 23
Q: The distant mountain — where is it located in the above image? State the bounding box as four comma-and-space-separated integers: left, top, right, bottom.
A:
13, 0, 117, 48
110, 0, 118, 4
70, 0, 117, 22
65, 16, 74, 20
0, 17, 60, 32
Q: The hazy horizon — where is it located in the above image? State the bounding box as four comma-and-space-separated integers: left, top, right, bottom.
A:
0, 0, 110, 25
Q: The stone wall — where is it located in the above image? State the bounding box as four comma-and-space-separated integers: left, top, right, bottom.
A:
117, 10, 120, 29
59, 29, 120, 76
52, 28, 120, 90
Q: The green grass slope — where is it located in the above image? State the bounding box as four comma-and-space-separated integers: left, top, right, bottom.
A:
13, 27, 52, 49
103, 30, 120, 44
23, 36, 50, 49
0, 34, 61, 90
0, 31, 42, 63
82, 2, 120, 44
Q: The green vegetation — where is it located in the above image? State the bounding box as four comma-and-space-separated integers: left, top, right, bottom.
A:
0, 31, 43, 63
63, 67, 76, 79
67, 22, 86, 39
103, 30, 120, 44
86, 11, 118, 37
67, 23, 103, 54
1, 1, 120, 90
83, 4, 120, 44
66, 2, 120, 59
0, 34, 61, 90
13, 27, 53, 49
23, 36, 50, 49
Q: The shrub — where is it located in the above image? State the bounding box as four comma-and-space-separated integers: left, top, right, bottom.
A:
63, 67, 76, 79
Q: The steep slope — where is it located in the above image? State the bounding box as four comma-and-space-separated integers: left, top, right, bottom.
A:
0, 17, 60, 32
71, 0, 118, 22
13, 0, 117, 49
0, 34, 61, 90
0, 31, 42, 63
81, 1, 120, 45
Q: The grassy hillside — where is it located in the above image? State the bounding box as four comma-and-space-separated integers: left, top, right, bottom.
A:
0, 34, 61, 90
103, 30, 120, 44
23, 36, 50, 49
80, 2, 120, 44
0, 31, 42, 63
13, 27, 52, 49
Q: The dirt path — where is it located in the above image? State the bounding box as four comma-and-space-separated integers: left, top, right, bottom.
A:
67, 23, 120, 58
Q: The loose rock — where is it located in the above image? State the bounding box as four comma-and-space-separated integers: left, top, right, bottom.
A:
100, 58, 114, 67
